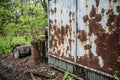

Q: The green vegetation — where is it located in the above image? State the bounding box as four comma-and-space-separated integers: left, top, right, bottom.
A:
63, 71, 73, 80
0, 0, 47, 54
48, 71, 74, 80
0, 37, 12, 54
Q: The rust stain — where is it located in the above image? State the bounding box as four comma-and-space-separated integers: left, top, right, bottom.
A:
95, 0, 99, 14
69, 11, 72, 17
69, 39, 73, 48
84, 44, 92, 50
61, 25, 65, 38
95, 0, 100, 7
61, 52, 64, 57
83, 15, 89, 23
77, 53, 99, 67
67, 46, 70, 51
101, 8, 105, 14
89, 19, 104, 36
77, 30, 87, 42
49, 20, 74, 61
55, 19, 57, 23
106, 10, 116, 32
69, 19, 72, 23
49, 19, 53, 24
86, 5, 88, 8
54, 7, 57, 13
95, 14, 102, 22
77, 2, 120, 75
57, 50, 61, 56
53, 47, 55, 52
72, 18, 75, 23
51, 9, 54, 14
106, 9, 113, 14
50, 7, 57, 14
90, 5, 96, 18
68, 54, 74, 62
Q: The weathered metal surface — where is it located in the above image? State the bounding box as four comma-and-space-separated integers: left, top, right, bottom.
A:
48, 0, 120, 79
48, 55, 119, 80
49, 0, 76, 62
76, 0, 120, 76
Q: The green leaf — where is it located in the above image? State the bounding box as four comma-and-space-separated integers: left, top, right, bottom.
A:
63, 71, 69, 80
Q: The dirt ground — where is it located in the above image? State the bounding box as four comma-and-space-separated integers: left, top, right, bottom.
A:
0, 54, 80, 80
0, 54, 57, 80
0, 54, 38, 80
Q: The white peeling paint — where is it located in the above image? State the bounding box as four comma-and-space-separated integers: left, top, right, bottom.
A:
98, 56, 104, 67
91, 34, 97, 56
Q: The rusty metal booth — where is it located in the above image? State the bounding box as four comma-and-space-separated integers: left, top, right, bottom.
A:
48, 0, 120, 80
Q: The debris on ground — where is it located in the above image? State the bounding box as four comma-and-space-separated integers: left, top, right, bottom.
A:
29, 66, 58, 79
0, 54, 33, 80
0, 54, 66, 80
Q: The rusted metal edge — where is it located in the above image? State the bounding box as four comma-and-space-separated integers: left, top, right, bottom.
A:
49, 54, 119, 80
49, 64, 84, 80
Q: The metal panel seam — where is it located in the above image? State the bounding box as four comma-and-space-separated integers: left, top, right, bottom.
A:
75, 0, 78, 63
48, 0, 50, 55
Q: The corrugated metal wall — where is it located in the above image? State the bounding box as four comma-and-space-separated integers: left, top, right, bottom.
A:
48, 0, 120, 79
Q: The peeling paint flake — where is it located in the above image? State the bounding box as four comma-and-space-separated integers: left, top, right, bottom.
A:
98, 56, 104, 67
91, 34, 97, 56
